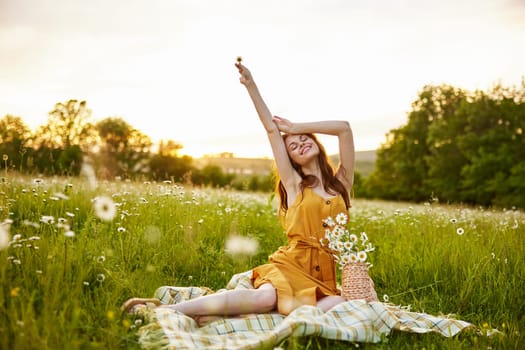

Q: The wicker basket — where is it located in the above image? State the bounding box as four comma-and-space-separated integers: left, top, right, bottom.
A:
341, 262, 379, 302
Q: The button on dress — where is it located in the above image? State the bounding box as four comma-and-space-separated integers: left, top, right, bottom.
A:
252, 187, 349, 315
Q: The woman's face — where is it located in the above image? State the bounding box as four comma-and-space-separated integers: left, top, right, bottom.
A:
285, 134, 319, 166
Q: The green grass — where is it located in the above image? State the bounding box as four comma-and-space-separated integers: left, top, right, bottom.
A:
0, 175, 523, 349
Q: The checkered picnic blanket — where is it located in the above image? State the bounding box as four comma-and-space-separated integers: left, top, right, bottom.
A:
136, 271, 473, 349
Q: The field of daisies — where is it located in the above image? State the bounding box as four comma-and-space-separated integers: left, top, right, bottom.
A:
0, 174, 524, 349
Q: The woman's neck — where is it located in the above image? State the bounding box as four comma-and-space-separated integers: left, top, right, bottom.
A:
301, 159, 321, 178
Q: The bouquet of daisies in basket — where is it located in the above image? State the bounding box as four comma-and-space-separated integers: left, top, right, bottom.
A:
320, 212, 379, 302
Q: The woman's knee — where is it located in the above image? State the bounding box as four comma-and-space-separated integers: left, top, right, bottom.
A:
253, 285, 277, 312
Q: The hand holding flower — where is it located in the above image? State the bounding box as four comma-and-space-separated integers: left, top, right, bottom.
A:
235, 60, 254, 86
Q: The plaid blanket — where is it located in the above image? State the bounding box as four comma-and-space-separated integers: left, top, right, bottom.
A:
136, 272, 472, 349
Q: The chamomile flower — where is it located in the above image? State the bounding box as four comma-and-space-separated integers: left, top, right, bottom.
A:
456, 227, 465, 235
96, 274, 106, 283
323, 216, 336, 227
332, 226, 345, 239
322, 212, 375, 266
343, 241, 354, 250
357, 251, 368, 262
225, 235, 259, 256
341, 254, 352, 265
93, 196, 117, 221
40, 215, 55, 224
335, 213, 348, 225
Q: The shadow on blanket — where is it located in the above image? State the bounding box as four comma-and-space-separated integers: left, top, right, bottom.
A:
133, 271, 473, 350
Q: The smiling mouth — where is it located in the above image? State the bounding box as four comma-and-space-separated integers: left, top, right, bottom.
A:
300, 145, 311, 155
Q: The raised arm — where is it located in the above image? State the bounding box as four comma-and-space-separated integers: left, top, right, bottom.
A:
235, 63, 300, 191
273, 117, 355, 190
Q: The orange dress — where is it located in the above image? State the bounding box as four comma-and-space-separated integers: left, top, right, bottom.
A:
252, 187, 348, 315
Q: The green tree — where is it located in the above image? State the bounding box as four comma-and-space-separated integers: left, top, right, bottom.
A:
0, 115, 31, 173
192, 165, 234, 188
459, 84, 525, 207
95, 117, 152, 178
366, 85, 436, 201
423, 85, 468, 202
157, 139, 184, 157
35, 99, 96, 149
30, 100, 96, 175
366, 80, 525, 208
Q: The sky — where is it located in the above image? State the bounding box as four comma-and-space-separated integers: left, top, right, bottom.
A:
1, 0, 524, 158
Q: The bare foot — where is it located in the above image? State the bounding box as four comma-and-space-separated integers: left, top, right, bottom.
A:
121, 297, 161, 313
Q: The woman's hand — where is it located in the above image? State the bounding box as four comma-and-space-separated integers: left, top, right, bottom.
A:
272, 115, 294, 134
235, 62, 254, 86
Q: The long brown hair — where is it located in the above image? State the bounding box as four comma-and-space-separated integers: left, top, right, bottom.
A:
276, 133, 350, 213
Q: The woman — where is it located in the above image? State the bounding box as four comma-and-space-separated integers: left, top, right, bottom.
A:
121, 61, 355, 318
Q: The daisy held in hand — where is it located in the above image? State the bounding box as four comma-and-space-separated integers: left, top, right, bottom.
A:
321, 212, 375, 269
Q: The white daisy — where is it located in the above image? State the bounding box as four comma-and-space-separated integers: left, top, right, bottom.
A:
456, 227, 465, 235
93, 196, 117, 221
335, 213, 348, 225
323, 216, 335, 227
225, 235, 259, 256
349, 253, 358, 263
96, 274, 106, 283
332, 226, 344, 239
33, 178, 44, 185
341, 254, 352, 265
357, 251, 367, 262
40, 215, 55, 224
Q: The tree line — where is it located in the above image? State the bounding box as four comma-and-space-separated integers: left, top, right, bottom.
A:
357, 80, 525, 209
0, 99, 273, 192
2, 79, 524, 209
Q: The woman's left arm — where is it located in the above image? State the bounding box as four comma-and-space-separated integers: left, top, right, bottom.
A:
273, 117, 355, 188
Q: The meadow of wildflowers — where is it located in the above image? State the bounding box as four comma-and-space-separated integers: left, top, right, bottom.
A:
0, 174, 523, 349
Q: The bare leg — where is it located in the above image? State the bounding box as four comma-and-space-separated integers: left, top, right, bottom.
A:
317, 295, 345, 312
121, 283, 277, 317
162, 283, 277, 316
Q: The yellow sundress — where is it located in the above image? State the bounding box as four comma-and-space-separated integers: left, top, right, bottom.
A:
252, 187, 348, 315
